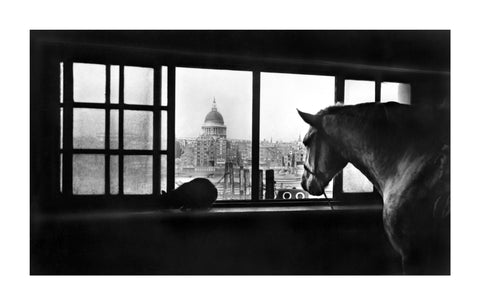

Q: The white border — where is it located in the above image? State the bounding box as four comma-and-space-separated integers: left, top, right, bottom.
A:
2, 0, 479, 304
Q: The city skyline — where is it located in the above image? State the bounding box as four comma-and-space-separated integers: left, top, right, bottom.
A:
175, 68, 337, 142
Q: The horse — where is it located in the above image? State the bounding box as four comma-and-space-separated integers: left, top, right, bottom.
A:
298, 102, 450, 274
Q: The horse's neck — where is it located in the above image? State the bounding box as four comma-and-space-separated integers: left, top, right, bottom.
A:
323, 107, 432, 195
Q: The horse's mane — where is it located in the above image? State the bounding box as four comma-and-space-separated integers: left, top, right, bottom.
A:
319, 102, 449, 147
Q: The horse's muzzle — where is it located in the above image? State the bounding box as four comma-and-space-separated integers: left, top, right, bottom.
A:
301, 172, 324, 196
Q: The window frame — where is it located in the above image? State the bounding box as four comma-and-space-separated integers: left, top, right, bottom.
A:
60, 61, 169, 198
53, 43, 420, 210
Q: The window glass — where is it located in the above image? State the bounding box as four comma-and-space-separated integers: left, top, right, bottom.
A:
161, 66, 168, 106
124, 66, 153, 105
175, 67, 252, 200
343, 79, 375, 193
73, 108, 105, 149
72, 154, 105, 194
60, 108, 63, 149
161, 110, 167, 150
381, 82, 411, 104
344, 80, 375, 103
60, 62, 63, 104
161, 155, 167, 192
124, 155, 153, 194
110, 65, 119, 104
124, 110, 153, 150
73, 63, 106, 103
260, 72, 335, 199
342, 163, 374, 192
110, 110, 119, 149
110, 155, 119, 194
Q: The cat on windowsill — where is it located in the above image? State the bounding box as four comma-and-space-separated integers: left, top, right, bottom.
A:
160, 178, 218, 211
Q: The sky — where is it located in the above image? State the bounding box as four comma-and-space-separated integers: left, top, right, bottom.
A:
176, 67, 252, 139
175, 68, 337, 141
260, 72, 335, 142
72, 64, 409, 142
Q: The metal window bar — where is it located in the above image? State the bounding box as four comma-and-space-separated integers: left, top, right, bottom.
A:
375, 79, 381, 103
152, 66, 161, 195
118, 65, 124, 195
251, 71, 261, 201
63, 60, 73, 195
166, 66, 175, 191
332, 76, 345, 198
105, 65, 111, 194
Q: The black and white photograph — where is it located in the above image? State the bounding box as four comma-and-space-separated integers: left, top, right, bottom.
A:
0, 2, 474, 301
30, 30, 450, 276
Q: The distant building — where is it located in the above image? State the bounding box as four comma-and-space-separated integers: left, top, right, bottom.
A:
195, 99, 229, 167
200, 98, 226, 138
176, 98, 305, 173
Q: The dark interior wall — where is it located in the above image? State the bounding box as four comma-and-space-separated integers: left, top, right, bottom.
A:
30, 31, 449, 275
31, 209, 402, 275
32, 30, 450, 72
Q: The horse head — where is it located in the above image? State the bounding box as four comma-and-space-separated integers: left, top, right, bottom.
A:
297, 109, 347, 196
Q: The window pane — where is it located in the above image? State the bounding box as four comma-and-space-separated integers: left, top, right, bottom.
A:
60, 62, 63, 104
110, 155, 119, 195
73, 63, 106, 103
343, 79, 375, 193
110, 65, 119, 104
343, 163, 374, 193
344, 79, 375, 104
73, 108, 105, 149
381, 82, 411, 105
124, 66, 153, 105
60, 107, 63, 149
161, 110, 167, 150
124, 110, 153, 150
161, 154, 167, 192
260, 72, 335, 199
124, 155, 152, 194
110, 110, 118, 149
73, 154, 105, 194
161, 66, 168, 106
175, 67, 252, 200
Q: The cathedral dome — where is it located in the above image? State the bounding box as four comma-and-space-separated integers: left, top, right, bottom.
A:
203, 99, 224, 125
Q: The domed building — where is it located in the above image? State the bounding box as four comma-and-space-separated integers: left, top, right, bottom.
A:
195, 98, 228, 167
201, 98, 227, 138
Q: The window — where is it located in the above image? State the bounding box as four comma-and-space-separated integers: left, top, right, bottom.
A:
60, 62, 168, 195
58, 58, 410, 205
342, 79, 376, 193
381, 82, 411, 104
339, 80, 412, 195
175, 67, 252, 200
260, 72, 335, 200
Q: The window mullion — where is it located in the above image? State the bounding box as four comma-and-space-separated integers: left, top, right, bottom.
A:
105, 65, 111, 195
375, 79, 381, 103
152, 67, 161, 195
166, 66, 175, 191
332, 76, 344, 198
119, 65, 124, 195
251, 71, 260, 201
63, 60, 73, 195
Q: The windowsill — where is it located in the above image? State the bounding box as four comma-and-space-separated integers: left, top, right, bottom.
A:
33, 200, 383, 223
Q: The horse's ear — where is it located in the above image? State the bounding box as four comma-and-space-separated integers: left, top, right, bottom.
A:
297, 109, 321, 127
